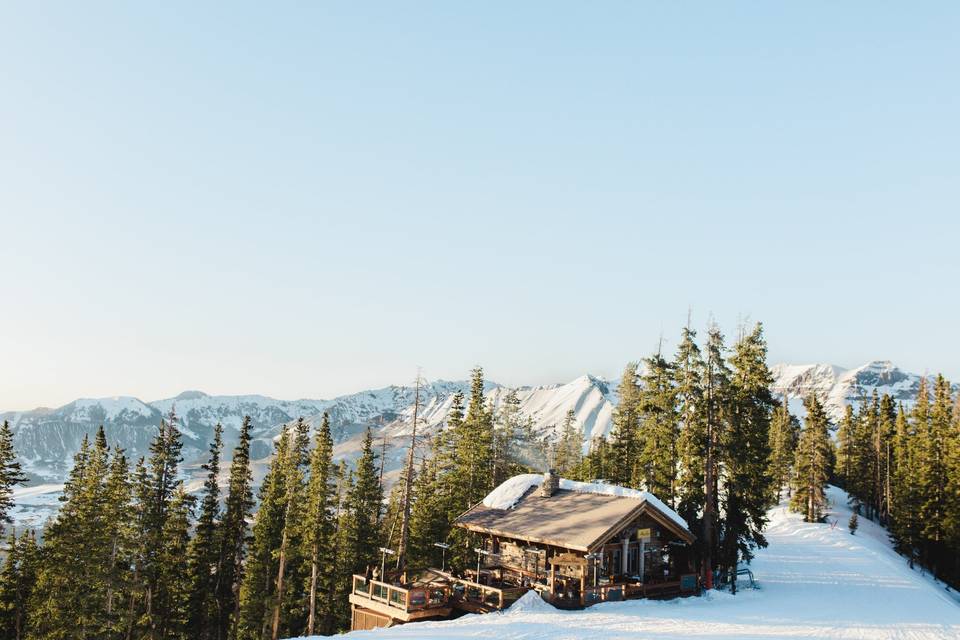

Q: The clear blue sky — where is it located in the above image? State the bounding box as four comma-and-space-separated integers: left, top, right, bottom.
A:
2, 3, 958, 410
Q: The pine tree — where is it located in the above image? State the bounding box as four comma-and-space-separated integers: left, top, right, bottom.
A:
848, 512, 858, 535
186, 423, 224, 640
877, 394, 897, 524
157, 488, 194, 639
454, 368, 495, 509
327, 462, 354, 632
493, 390, 537, 484
101, 446, 134, 637
917, 375, 952, 576
239, 426, 293, 640
767, 397, 799, 502
407, 454, 447, 572
851, 394, 879, 520
890, 403, 920, 565
701, 325, 730, 590
215, 416, 255, 640
302, 413, 335, 637
551, 410, 582, 476
0, 531, 22, 639
635, 350, 677, 504
578, 436, 611, 483
270, 418, 310, 640
721, 323, 775, 593
343, 428, 383, 579
834, 404, 856, 491
126, 457, 151, 640
142, 410, 187, 639
29, 428, 118, 639
0, 529, 38, 640
791, 394, 832, 522
0, 420, 26, 532
945, 387, 960, 584
674, 326, 706, 540
609, 363, 641, 487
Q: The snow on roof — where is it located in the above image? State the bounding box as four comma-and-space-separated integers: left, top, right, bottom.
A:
481, 473, 689, 532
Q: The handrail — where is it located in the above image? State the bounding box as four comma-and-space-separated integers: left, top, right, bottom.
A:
427, 568, 515, 609
351, 575, 450, 612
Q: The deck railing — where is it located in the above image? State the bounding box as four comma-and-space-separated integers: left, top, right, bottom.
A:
351, 575, 450, 613
580, 574, 699, 604
427, 568, 525, 610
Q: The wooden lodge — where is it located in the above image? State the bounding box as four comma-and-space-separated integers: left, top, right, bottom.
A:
454, 472, 699, 607
348, 472, 698, 631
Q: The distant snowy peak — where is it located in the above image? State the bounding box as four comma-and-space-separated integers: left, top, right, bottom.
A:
68, 396, 157, 423
770, 360, 937, 422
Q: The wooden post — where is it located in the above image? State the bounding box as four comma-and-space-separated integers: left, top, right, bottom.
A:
621, 536, 629, 575
580, 573, 585, 606
550, 562, 556, 597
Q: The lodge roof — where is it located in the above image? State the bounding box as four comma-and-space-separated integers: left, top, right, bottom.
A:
454, 476, 695, 552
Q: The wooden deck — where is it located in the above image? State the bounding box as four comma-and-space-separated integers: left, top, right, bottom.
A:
349, 575, 452, 623
427, 568, 528, 613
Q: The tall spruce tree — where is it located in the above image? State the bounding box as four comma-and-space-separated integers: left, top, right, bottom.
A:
890, 404, 926, 567
141, 410, 188, 640
635, 350, 678, 504
0, 529, 38, 640
701, 325, 730, 589
674, 326, 706, 541
29, 428, 119, 639
302, 413, 335, 637
239, 426, 293, 640
101, 446, 134, 637
269, 418, 310, 640
918, 375, 952, 576
0, 420, 26, 531
834, 404, 856, 491
609, 363, 641, 486
186, 423, 224, 640
215, 416, 255, 640
721, 323, 775, 593
407, 454, 447, 572
493, 390, 537, 484
791, 394, 832, 522
328, 462, 354, 632
552, 410, 582, 476
877, 394, 897, 524
454, 368, 495, 508
157, 488, 195, 640
343, 428, 384, 579
767, 397, 799, 502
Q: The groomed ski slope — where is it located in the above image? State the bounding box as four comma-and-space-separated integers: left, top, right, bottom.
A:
290, 486, 960, 639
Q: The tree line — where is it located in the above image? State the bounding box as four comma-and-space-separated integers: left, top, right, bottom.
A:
832, 375, 960, 588
0, 365, 536, 640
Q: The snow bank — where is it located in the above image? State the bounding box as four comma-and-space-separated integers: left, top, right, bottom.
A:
504, 590, 553, 616
481, 474, 689, 531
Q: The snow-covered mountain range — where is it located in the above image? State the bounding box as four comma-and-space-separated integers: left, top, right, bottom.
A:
0, 360, 934, 528
770, 360, 941, 421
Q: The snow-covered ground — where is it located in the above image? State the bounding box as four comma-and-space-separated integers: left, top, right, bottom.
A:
289, 486, 960, 639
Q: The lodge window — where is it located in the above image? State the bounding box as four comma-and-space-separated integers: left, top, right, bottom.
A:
628, 545, 640, 575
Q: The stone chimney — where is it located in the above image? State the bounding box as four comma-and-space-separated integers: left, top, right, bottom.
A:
540, 469, 559, 498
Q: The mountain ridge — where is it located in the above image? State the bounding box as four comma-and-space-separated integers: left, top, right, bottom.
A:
3, 360, 940, 528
